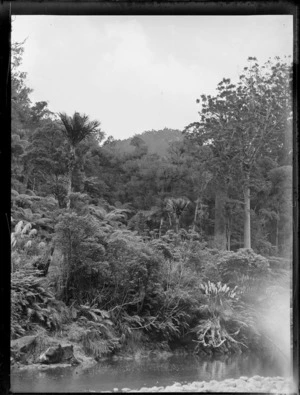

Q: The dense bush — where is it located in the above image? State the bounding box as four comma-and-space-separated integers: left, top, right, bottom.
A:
53, 212, 107, 303
11, 202, 290, 358
11, 44, 292, 363
216, 248, 270, 291
67, 304, 120, 358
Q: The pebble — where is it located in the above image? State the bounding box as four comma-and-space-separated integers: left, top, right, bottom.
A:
121, 376, 293, 393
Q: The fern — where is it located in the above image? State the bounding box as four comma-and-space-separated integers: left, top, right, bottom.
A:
11, 268, 70, 338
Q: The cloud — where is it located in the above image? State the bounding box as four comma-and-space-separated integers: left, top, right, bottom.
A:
12, 15, 293, 139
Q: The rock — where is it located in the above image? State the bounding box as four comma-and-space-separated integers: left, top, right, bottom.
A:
39, 345, 64, 364
11, 334, 55, 365
11, 335, 38, 364
39, 344, 79, 365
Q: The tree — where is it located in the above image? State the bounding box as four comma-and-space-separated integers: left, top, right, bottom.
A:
266, 165, 293, 256
11, 40, 57, 194
165, 197, 190, 234
11, 40, 33, 192
231, 57, 292, 248
54, 212, 106, 303
22, 121, 69, 205
58, 112, 104, 209
185, 56, 292, 249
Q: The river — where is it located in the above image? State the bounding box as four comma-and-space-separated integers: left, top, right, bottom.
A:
11, 351, 291, 393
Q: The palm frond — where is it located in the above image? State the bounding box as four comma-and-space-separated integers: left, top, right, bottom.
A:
58, 112, 101, 147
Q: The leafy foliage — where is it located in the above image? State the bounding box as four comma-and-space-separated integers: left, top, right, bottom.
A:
217, 248, 270, 288
59, 112, 103, 146
67, 304, 119, 358
11, 42, 291, 362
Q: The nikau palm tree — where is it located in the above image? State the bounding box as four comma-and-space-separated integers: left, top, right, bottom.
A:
58, 112, 102, 209
165, 197, 190, 233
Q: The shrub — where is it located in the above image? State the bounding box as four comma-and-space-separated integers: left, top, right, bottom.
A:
67, 305, 119, 358
216, 248, 269, 289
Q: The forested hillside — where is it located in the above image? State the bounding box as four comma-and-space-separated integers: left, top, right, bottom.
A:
107, 128, 183, 157
11, 41, 292, 365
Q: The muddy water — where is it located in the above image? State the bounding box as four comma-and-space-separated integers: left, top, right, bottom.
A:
11, 352, 291, 393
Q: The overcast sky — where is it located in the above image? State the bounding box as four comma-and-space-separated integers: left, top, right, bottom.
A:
12, 15, 293, 140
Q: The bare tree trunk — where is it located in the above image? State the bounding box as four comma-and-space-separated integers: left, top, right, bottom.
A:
243, 175, 251, 249
226, 217, 231, 251
24, 166, 32, 191
168, 213, 172, 227
193, 198, 200, 232
159, 217, 164, 238
175, 217, 179, 234
43, 245, 55, 276
66, 146, 75, 209
276, 217, 279, 250
32, 177, 36, 193
66, 168, 72, 210
214, 187, 227, 250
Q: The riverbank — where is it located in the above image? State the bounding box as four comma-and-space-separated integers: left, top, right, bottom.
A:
11, 348, 293, 393
11, 329, 294, 394
113, 376, 294, 393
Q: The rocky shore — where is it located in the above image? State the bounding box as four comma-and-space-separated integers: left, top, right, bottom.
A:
114, 376, 294, 393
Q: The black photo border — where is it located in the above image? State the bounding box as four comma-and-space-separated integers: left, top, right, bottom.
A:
0, 1, 298, 394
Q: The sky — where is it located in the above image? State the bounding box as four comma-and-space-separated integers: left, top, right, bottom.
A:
12, 15, 293, 140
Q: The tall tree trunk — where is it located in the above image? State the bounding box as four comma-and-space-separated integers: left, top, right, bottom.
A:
193, 198, 200, 232
66, 146, 75, 209
214, 187, 227, 250
168, 213, 172, 227
175, 217, 179, 234
243, 174, 251, 249
32, 177, 36, 193
226, 217, 231, 251
66, 168, 72, 209
159, 217, 164, 238
43, 245, 55, 276
24, 166, 32, 191
275, 217, 279, 250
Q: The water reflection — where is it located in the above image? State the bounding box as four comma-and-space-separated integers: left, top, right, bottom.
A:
11, 352, 291, 393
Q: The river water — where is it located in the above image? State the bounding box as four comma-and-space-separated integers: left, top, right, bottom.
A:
11, 352, 291, 393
